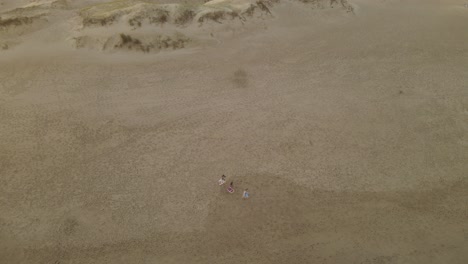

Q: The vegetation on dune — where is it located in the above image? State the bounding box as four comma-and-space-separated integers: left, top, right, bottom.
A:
114, 32, 190, 53
298, 0, 353, 12
173, 5, 197, 25
0, 16, 40, 28
74, 0, 354, 52
256, 1, 272, 15
198, 9, 240, 23
81, 1, 197, 27
79, 0, 282, 27
80, 0, 147, 26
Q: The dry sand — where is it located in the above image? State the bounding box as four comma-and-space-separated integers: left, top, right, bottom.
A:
0, 0, 467, 263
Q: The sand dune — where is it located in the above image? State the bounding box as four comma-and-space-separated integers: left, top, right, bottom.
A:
0, 0, 467, 263
1, 0, 353, 52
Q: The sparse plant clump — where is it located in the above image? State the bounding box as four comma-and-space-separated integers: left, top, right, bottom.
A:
330, 0, 354, 12
256, 0, 273, 15
118, 33, 143, 46
114, 33, 190, 53
299, 0, 326, 3
116, 34, 146, 51
242, 4, 257, 17
128, 17, 142, 27
298, 0, 354, 12
129, 9, 169, 27
148, 9, 169, 25
119, 33, 132, 44
198, 10, 239, 23
174, 7, 196, 25
83, 14, 119, 26
153, 33, 190, 50
0, 16, 36, 28
149, 14, 167, 24
297, 0, 325, 9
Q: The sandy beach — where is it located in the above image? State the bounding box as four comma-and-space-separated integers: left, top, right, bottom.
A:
0, 0, 467, 263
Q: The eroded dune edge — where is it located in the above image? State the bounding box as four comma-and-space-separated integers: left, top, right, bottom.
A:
0, 0, 353, 52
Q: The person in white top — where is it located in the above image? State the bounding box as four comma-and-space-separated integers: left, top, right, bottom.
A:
218, 175, 226, 185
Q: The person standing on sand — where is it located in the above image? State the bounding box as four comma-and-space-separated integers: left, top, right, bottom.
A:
218, 175, 226, 185
227, 181, 234, 193
242, 189, 249, 199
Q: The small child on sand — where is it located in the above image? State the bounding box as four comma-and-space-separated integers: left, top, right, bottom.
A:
242, 189, 249, 199
227, 181, 234, 193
